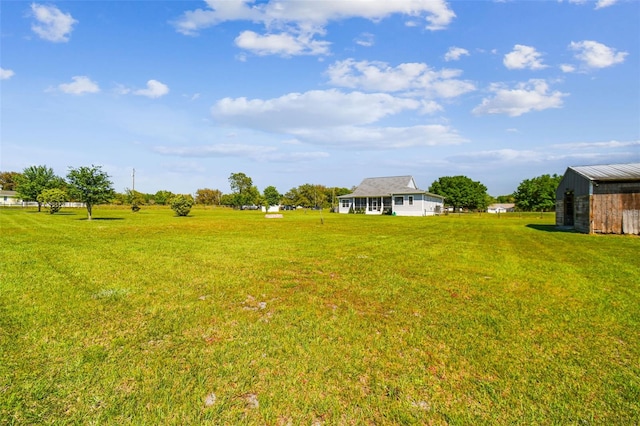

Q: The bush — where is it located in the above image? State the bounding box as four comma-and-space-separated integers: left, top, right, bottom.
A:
170, 195, 194, 217
37, 188, 67, 214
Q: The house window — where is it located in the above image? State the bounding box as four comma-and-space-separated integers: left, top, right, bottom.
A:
408, 196, 413, 205
341, 199, 350, 208
395, 196, 403, 205
354, 198, 366, 209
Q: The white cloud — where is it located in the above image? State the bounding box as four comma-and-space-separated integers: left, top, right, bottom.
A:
153, 143, 330, 162
447, 148, 543, 164
113, 83, 131, 95
552, 140, 640, 150
210, 88, 466, 149
595, 0, 618, 9
326, 59, 475, 99
560, 64, 576, 73
173, 0, 455, 56
58, 76, 100, 95
293, 124, 467, 149
30, 3, 77, 43
569, 40, 628, 69
235, 31, 330, 56
175, 0, 455, 33
355, 32, 375, 47
0, 68, 15, 80
472, 79, 567, 117
212, 89, 420, 131
444, 47, 469, 62
503, 45, 547, 70
134, 80, 170, 98
154, 143, 276, 158
563, 0, 618, 8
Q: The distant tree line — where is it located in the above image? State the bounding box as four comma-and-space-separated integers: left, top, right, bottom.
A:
2, 166, 563, 216
5, 165, 115, 220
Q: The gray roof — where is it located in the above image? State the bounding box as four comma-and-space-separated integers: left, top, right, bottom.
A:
339, 176, 444, 198
570, 163, 640, 181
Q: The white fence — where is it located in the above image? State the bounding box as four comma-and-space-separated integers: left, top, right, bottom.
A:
1, 201, 86, 208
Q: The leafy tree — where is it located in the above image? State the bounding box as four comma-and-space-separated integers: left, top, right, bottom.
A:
66, 165, 115, 220
285, 184, 328, 208
513, 174, 562, 212
37, 188, 67, 214
170, 194, 194, 216
429, 175, 488, 211
125, 189, 146, 211
219, 193, 235, 207
228, 172, 259, 208
282, 187, 300, 208
496, 194, 515, 203
262, 186, 281, 207
153, 190, 174, 205
196, 188, 222, 205
0, 171, 22, 191
15, 165, 64, 211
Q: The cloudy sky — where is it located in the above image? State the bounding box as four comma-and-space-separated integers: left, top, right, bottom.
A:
1, 0, 638, 196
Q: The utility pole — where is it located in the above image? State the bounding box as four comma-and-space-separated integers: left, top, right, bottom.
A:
132, 168, 135, 192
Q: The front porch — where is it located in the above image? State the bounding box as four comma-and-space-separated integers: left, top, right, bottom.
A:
341, 196, 392, 214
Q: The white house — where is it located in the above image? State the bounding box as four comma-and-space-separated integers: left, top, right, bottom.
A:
337, 176, 444, 216
487, 203, 515, 214
0, 190, 22, 206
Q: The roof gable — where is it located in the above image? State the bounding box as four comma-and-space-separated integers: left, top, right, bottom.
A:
569, 163, 640, 181
340, 176, 443, 199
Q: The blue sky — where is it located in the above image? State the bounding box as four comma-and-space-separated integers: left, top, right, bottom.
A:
1, 0, 638, 196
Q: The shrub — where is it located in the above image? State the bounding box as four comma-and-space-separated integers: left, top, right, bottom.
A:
36, 188, 67, 214
170, 195, 194, 217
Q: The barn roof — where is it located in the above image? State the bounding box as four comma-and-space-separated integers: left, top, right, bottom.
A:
339, 176, 444, 198
570, 163, 640, 182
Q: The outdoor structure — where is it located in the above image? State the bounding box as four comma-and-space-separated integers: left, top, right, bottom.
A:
555, 163, 640, 234
487, 203, 515, 214
337, 176, 444, 216
0, 190, 22, 206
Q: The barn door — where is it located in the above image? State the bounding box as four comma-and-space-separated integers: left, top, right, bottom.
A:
564, 192, 574, 226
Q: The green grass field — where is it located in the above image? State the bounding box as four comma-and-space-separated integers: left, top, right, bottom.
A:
1, 206, 638, 425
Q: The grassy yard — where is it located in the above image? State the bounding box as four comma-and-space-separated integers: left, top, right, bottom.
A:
1, 206, 638, 425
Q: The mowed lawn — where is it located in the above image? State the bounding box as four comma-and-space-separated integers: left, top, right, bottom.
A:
1, 207, 638, 425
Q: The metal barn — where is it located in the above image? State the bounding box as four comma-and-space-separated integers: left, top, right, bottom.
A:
555, 163, 640, 234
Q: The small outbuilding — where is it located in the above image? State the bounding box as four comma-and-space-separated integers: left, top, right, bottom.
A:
337, 176, 444, 216
487, 203, 515, 214
555, 163, 640, 234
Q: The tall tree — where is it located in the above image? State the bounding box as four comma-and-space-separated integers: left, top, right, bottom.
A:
228, 172, 259, 208
429, 175, 488, 211
67, 165, 115, 220
513, 174, 562, 212
196, 188, 222, 205
153, 190, 174, 205
496, 194, 515, 203
0, 171, 22, 191
262, 186, 281, 207
15, 165, 64, 211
